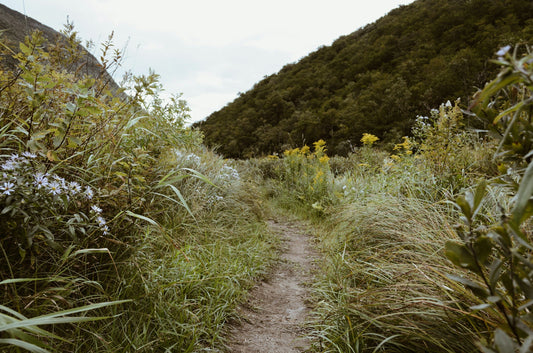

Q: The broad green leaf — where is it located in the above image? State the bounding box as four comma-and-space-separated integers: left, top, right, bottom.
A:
125, 211, 160, 227
518, 300, 533, 311
0, 316, 109, 332
473, 236, 493, 265
182, 168, 217, 187
167, 184, 195, 220
470, 303, 492, 310
124, 115, 146, 130
65, 102, 76, 113
0, 278, 51, 286
0, 300, 129, 332
488, 258, 503, 290
71, 248, 110, 257
494, 328, 516, 353
445, 241, 477, 271
0, 338, 50, 353
19, 42, 31, 55
472, 180, 487, 219
446, 274, 488, 299
0, 305, 27, 320
493, 100, 525, 124
455, 195, 472, 221
472, 73, 521, 111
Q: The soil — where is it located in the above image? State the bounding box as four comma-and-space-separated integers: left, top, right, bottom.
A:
228, 218, 318, 352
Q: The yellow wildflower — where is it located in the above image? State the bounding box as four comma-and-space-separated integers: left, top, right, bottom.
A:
319, 155, 330, 164
283, 147, 300, 156
361, 133, 379, 146
313, 139, 326, 150
390, 154, 401, 161
313, 170, 324, 184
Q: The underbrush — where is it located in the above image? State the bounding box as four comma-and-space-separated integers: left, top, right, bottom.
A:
0, 29, 277, 352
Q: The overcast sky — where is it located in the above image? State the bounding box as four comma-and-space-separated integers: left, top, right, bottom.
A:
1, 0, 415, 123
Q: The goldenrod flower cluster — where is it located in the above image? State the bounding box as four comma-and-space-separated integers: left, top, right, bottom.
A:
361, 133, 380, 146
280, 140, 332, 207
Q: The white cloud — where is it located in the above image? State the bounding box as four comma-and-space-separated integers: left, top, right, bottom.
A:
186, 92, 238, 123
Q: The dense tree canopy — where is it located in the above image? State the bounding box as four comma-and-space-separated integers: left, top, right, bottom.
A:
194, 0, 533, 158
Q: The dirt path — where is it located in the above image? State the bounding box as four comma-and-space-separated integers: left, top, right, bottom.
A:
228, 218, 318, 352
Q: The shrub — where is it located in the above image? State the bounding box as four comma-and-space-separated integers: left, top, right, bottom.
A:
414, 101, 498, 192
445, 45, 533, 352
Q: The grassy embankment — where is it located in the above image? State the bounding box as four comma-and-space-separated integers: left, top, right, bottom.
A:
0, 30, 278, 352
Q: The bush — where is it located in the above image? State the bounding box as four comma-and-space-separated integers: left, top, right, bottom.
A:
445, 45, 533, 352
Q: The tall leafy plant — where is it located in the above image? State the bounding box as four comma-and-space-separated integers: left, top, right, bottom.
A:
445, 45, 533, 352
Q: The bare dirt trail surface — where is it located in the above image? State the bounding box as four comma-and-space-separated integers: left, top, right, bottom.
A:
228, 218, 318, 353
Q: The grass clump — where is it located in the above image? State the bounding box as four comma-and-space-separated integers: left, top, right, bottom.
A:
309, 195, 489, 352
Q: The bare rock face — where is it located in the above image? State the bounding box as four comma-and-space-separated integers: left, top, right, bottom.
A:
0, 3, 120, 92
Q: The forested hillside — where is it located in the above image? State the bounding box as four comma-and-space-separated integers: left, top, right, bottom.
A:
195, 0, 533, 157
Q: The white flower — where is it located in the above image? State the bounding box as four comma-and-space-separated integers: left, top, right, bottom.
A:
22, 151, 37, 159
85, 186, 94, 200
0, 181, 15, 195
101, 225, 110, 235
68, 181, 82, 194
9, 154, 20, 161
91, 205, 103, 214
496, 45, 511, 58
220, 165, 240, 180
96, 216, 106, 227
186, 154, 201, 164
52, 175, 67, 188
34, 173, 49, 189
47, 181, 62, 195
1, 160, 17, 171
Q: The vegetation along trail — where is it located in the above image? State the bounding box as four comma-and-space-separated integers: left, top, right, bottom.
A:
228, 218, 318, 352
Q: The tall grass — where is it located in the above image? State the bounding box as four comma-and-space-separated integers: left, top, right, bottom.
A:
251, 124, 502, 351
0, 28, 278, 352
309, 195, 491, 352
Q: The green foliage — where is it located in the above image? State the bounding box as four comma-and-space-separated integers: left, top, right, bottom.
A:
265, 140, 336, 215
251, 94, 514, 351
196, 0, 533, 158
445, 46, 533, 352
251, 127, 497, 351
0, 299, 128, 353
0, 27, 276, 352
414, 101, 498, 191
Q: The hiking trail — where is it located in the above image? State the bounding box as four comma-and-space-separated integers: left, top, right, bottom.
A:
228, 218, 318, 352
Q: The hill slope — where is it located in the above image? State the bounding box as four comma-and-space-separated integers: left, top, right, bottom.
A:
0, 4, 120, 92
195, 0, 533, 157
